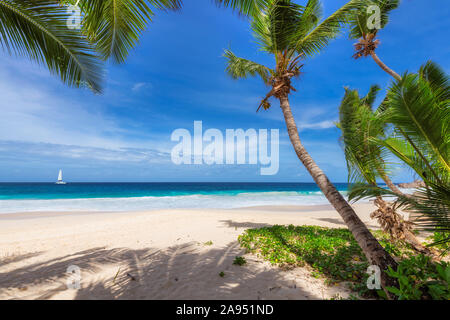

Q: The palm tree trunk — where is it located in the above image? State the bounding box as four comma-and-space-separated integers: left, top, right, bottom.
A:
279, 95, 398, 296
370, 52, 401, 81
380, 174, 403, 196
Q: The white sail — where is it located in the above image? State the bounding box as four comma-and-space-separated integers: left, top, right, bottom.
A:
56, 170, 66, 184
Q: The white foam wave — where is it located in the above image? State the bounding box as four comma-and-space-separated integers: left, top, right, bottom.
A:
0, 191, 353, 213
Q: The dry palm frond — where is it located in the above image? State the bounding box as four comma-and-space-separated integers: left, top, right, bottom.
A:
372, 197, 412, 240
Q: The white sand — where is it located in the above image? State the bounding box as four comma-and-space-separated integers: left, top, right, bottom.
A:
0, 203, 380, 300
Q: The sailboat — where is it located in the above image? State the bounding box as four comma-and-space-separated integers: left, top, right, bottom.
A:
55, 169, 67, 185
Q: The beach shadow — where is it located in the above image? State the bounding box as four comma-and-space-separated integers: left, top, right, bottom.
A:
315, 217, 346, 226
315, 217, 380, 229
219, 220, 272, 229
0, 242, 327, 300
1, 251, 43, 268
0, 247, 125, 299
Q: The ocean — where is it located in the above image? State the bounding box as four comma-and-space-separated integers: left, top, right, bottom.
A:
0, 182, 351, 213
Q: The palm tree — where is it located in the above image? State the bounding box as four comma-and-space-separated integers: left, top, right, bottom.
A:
0, 0, 103, 92
223, 0, 398, 293
349, 61, 450, 247
337, 85, 432, 253
349, 0, 401, 80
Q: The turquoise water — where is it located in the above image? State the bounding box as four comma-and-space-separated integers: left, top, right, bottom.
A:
0, 183, 350, 213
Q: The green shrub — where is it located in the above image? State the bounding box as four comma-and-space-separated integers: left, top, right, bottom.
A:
386, 255, 450, 300
233, 256, 247, 266
238, 225, 369, 284
427, 231, 450, 253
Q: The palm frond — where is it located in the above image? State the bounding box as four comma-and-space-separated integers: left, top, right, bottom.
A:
250, 0, 306, 54
214, 0, 269, 16
419, 60, 450, 102
361, 84, 380, 108
349, 0, 400, 39
292, 0, 363, 56
223, 49, 273, 85
0, 0, 103, 93
385, 71, 450, 180
76, 0, 181, 63
338, 86, 390, 185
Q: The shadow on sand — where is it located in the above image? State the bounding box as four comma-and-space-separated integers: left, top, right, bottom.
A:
1, 240, 325, 300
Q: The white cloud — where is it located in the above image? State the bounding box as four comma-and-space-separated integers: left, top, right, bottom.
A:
0, 58, 169, 152
132, 82, 152, 92
0, 140, 170, 164
299, 120, 337, 130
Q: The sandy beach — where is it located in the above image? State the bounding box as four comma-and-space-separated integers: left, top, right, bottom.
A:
0, 203, 381, 300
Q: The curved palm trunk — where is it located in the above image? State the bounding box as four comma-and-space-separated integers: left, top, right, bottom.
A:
380, 174, 403, 196
370, 52, 401, 81
279, 95, 398, 295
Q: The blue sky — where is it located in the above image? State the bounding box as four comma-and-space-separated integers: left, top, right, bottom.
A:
0, 0, 448, 182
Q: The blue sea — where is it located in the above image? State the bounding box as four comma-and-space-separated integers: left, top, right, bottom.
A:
0, 183, 350, 213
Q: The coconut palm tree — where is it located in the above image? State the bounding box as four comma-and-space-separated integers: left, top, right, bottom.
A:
0, 0, 103, 92
349, 0, 401, 80
337, 85, 432, 254
223, 0, 399, 292
349, 61, 450, 247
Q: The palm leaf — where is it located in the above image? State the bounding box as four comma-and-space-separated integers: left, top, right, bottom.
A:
215, 0, 269, 16
292, 0, 363, 56
419, 60, 450, 102
0, 0, 103, 93
349, 0, 400, 39
223, 49, 273, 85
385, 71, 450, 179
249, 0, 307, 54
361, 83, 380, 108
75, 0, 181, 63
338, 85, 391, 185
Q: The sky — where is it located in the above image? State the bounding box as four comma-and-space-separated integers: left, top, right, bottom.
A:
0, 0, 448, 183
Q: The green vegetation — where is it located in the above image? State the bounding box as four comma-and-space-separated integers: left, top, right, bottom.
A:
233, 256, 247, 266
238, 225, 449, 299
385, 255, 450, 300
219, 271, 225, 278
204, 240, 213, 246
427, 232, 450, 253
